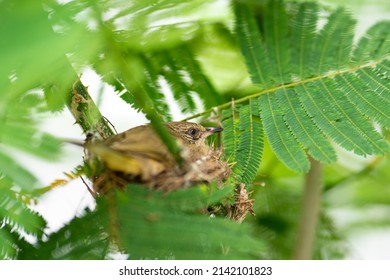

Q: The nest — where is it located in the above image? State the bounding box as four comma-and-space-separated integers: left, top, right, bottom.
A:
85, 137, 255, 223
91, 149, 232, 193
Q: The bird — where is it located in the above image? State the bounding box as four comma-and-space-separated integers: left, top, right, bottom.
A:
85, 121, 231, 194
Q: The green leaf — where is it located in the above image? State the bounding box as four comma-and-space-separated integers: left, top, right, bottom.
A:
319, 78, 388, 154
18, 208, 109, 260
222, 101, 265, 182
18, 183, 250, 260
234, 1, 271, 88
0, 187, 46, 237
0, 0, 92, 97
231, 0, 389, 173
262, 0, 290, 84
107, 0, 218, 51
160, 51, 197, 114
141, 55, 173, 122
0, 122, 61, 160
357, 65, 390, 103
310, 8, 356, 74
275, 88, 337, 163
222, 106, 241, 165
259, 93, 309, 173
0, 151, 38, 191
290, 2, 319, 79
234, 100, 264, 184
116, 185, 264, 259
0, 227, 17, 260
335, 73, 390, 130
297, 82, 372, 156
172, 45, 223, 109
353, 21, 390, 64
166, 183, 235, 211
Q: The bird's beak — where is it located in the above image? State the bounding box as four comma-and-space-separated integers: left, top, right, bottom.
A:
203, 126, 223, 138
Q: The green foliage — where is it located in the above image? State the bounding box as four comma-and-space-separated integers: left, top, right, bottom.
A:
117, 185, 263, 259
223, 100, 264, 184
16, 184, 263, 260
259, 92, 310, 172
0, 0, 389, 260
232, 0, 389, 172
275, 88, 337, 164
0, 177, 46, 259
353, 22, 390, 64
0, 1, 65, 259
234, 1, 272, 87
17, 207, 110, 260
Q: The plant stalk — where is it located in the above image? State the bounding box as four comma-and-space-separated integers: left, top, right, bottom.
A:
292, 157, 323, 259
68, 77, 114, 139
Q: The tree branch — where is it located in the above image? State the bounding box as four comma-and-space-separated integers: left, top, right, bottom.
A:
69, 77, 114, 139
292, 157, 323, 259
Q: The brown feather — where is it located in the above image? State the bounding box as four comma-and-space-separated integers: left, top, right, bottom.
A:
86, 121, 231, 193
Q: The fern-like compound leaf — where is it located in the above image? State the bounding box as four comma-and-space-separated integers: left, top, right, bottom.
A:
262, 0, 290, 84
234, 100, 264, 184
231, 0, 390, 173
222, 106, 240, 165
160, 50, 197, 114
234, 1, 272, 88
222, 101, 264, 183
353, 21, 390, 64
0, 188, 46, 237
259, 93, 310, 172
335, 73, 390, 129
275, 88, 337, 163
172, 46, 223, 109
290, 2, 319, 79
311, 8, 356, 74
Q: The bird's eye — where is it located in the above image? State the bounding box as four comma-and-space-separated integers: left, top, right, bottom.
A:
188, 128, 198, 137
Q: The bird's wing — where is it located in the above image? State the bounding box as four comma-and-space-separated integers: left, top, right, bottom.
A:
88, 142, 166, 180
85, 125, 175, 180
87, 143, 142, 175
105, 125, 175, 164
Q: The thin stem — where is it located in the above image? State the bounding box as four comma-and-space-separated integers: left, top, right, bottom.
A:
292, 157, 323, 259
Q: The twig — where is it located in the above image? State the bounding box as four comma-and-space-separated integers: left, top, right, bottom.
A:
80, 176, 97, 198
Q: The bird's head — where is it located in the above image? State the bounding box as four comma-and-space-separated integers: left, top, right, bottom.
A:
166, 122, 223, 146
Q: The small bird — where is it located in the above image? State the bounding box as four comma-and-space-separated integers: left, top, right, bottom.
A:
86, 121, 231, 193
